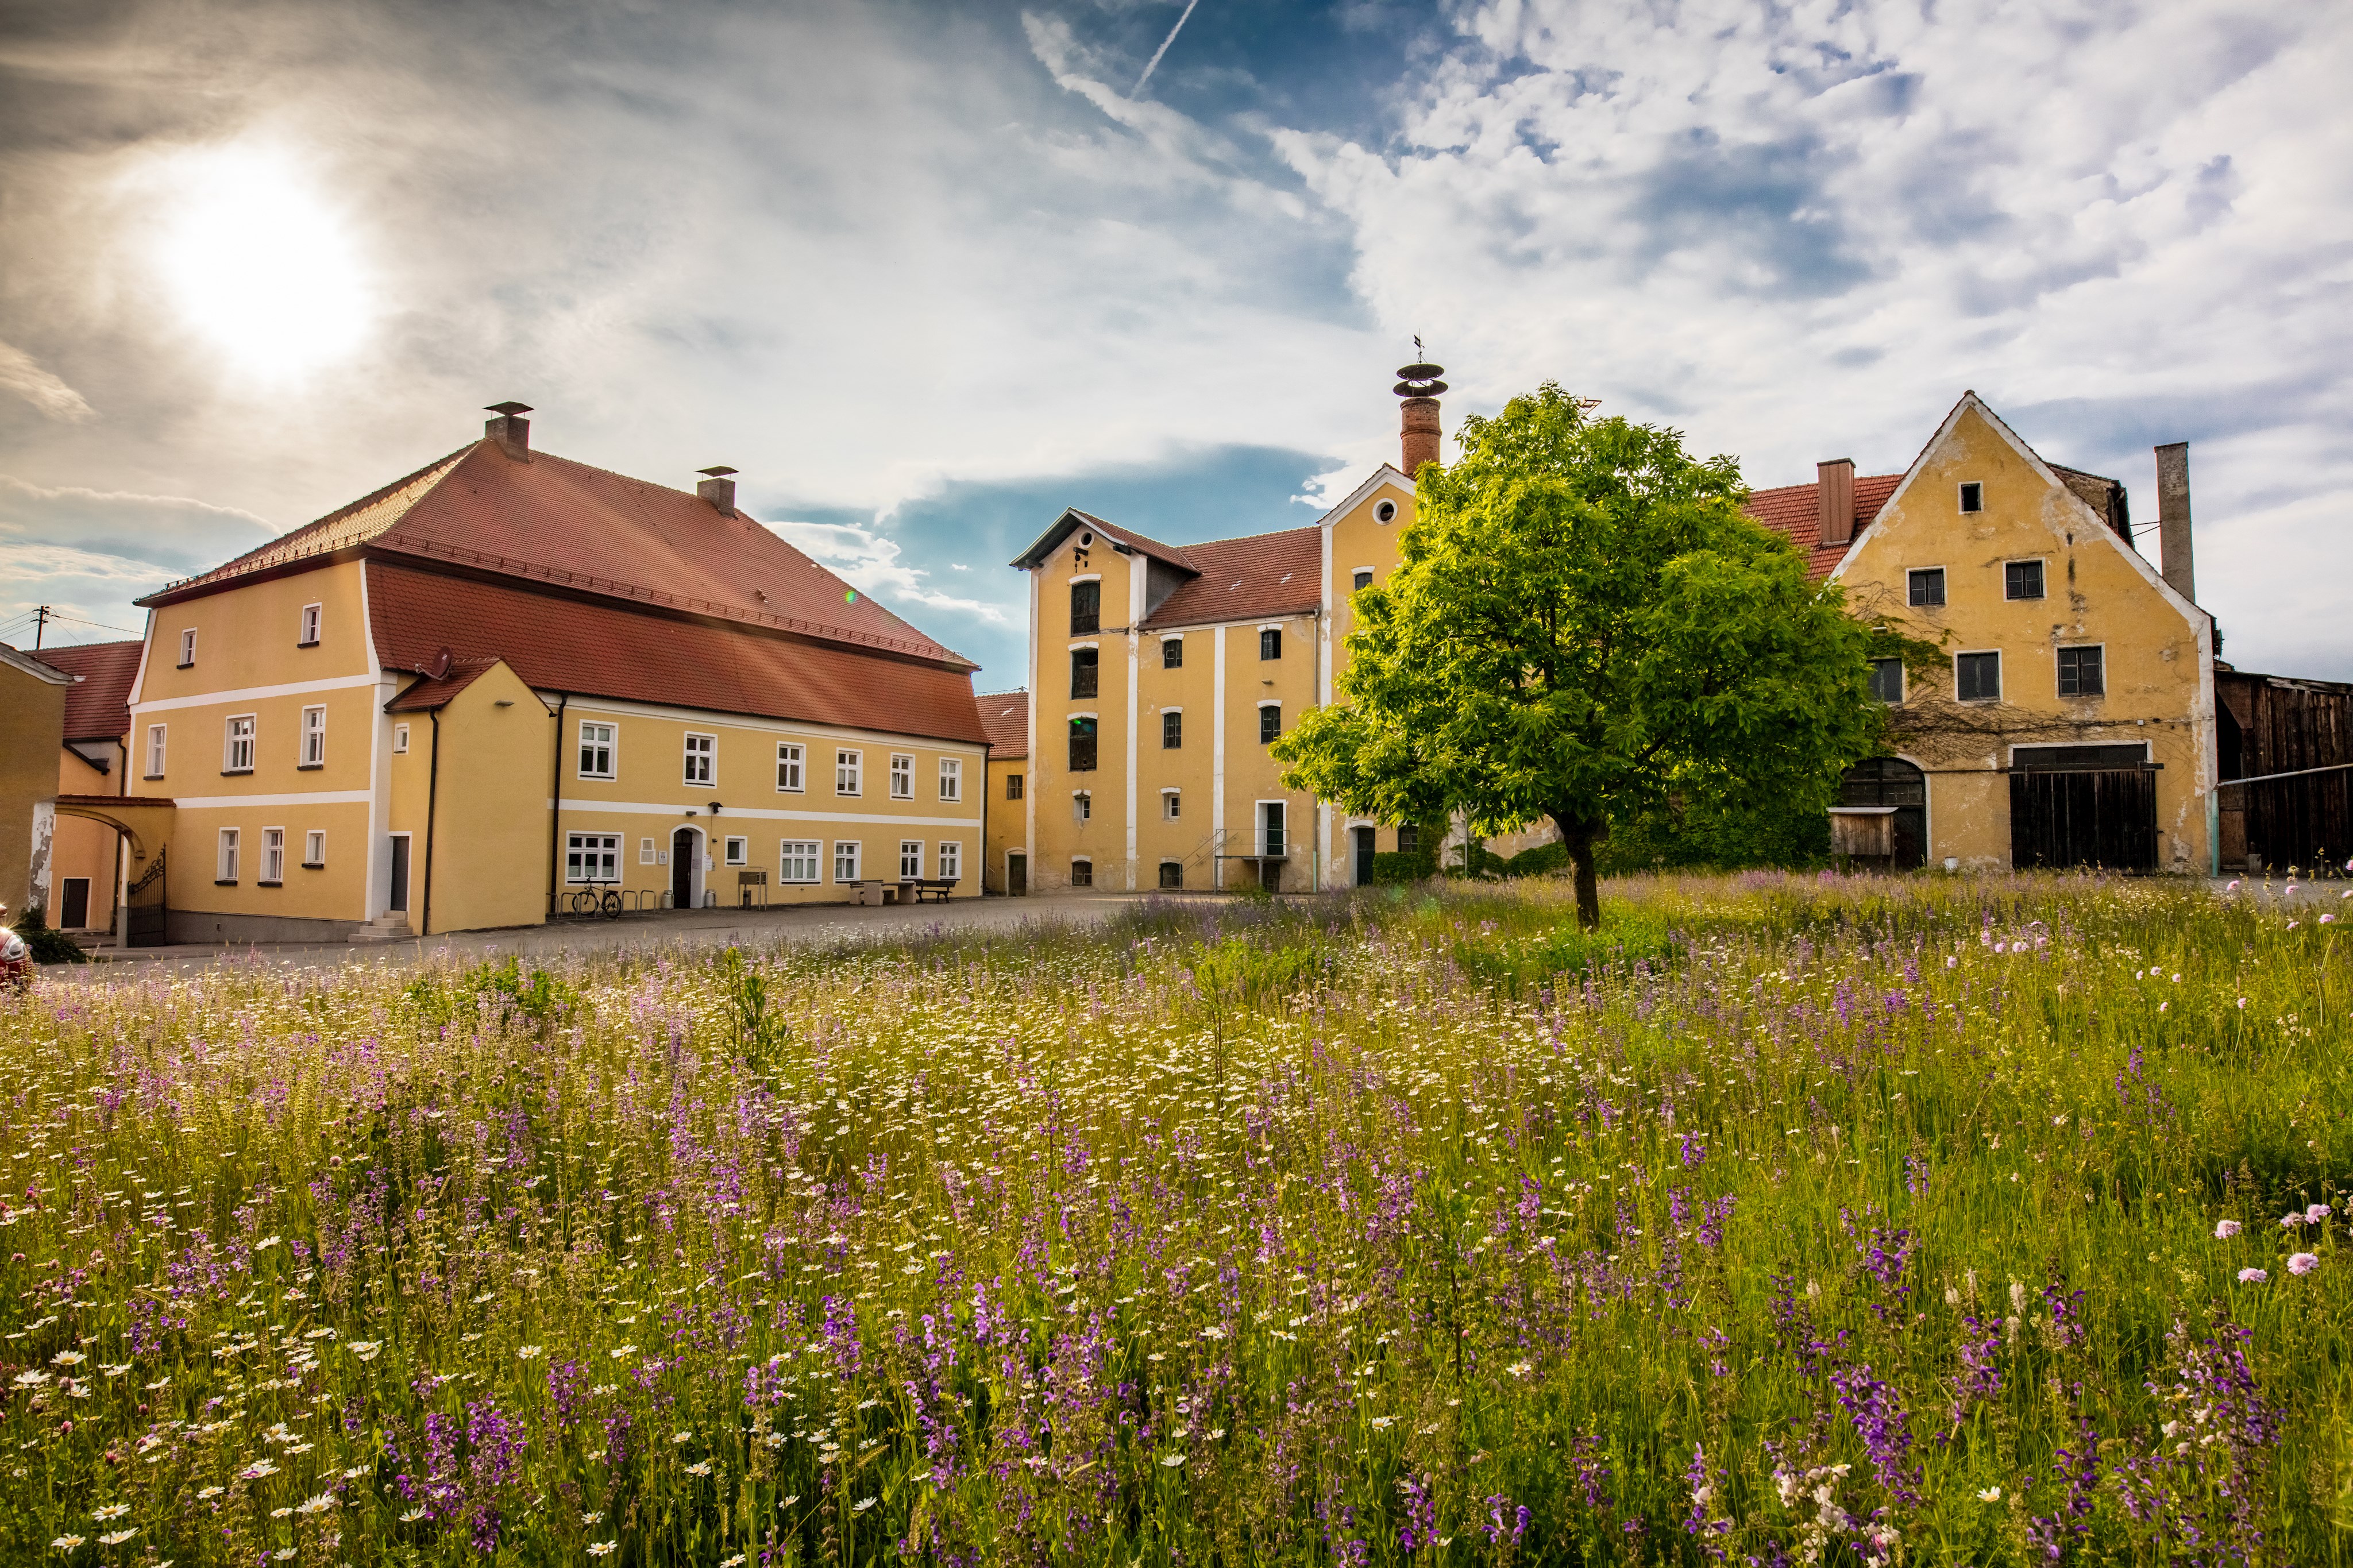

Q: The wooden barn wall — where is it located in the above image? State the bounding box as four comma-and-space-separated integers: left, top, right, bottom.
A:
2217, 672, 2353, 871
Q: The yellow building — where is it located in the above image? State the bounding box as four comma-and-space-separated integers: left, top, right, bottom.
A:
35, 640, 142, 934
977, 690, 1029, 894
1750, 392, 2217, 872
0, 644, 72, 921
1010, 368, 1444, 893
121, 403, 989, 942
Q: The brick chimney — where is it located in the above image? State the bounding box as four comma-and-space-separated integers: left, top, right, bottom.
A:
483, 401, 533, 462
1816, 458, 1856, 547
1394, 357, 1446, 475
696, 465, 739, 512
2155, 441, 2194, 603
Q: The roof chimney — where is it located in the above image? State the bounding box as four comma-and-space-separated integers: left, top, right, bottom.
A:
696, 465, 739, 512
1394, 353, 1446, 476
2155, 441, 2194, 603
484, 401, 533, 462
1816, 458, 1856, 547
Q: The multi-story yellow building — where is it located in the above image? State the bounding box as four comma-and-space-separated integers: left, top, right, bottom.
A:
1008, 368, 1445, 893
114, 403, 989, 942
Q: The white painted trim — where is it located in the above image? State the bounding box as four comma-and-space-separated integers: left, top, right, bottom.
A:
1256, 697, 1282, 708
1212, 625, 1226, 890
1067, 573, 1101, 585
1307, 464, 1411, 529
131, 671, 380, 715
2008, 739, 2151, 766
2054, 640, 2109, 701
175, 790, 373, 809
1025, 566, 1039, 869
1127, 552, 1144, 889
1067, 639, 1100, 651
546, 798, 979, 829
552, 694, 986, 757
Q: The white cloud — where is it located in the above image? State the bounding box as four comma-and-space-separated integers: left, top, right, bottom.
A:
0, 342, 95, 423
766, 519, 1012, 626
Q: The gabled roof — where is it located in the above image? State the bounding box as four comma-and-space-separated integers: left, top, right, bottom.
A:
976, 690, 1029, 759
33, 639, 141, 740
383, 655, 506, 713
1009, 508, 1199, 573
0, 642, 74, 687
142, 439, 973, 670
1743, 473, 1903, 582
1141, 527, 1322, 627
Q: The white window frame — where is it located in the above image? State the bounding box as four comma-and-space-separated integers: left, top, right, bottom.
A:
578, 721, 616, 780
1162, 786, 1182, 821
836, 749, 862, 796
1954, 648, 2003, 704
937, 756, 962, 802
1868, 657, 1904, 705
223, 713, 256, 774
780, 840, 821, 883
724, 835, 748, 866
566, 832, 622, 885
1259, 799, 1287, 857
260, 827, 286, 885
216, 827, 240, 883
683, 731, 716, 787
145, 724, 166, 779
1257, 699, 1282, 743
1070, 856, 1094, 887
299, 704, 326, 768
888, 752, 915, 800
1162, 636, 1184, 669
2003, 558, 2047, 603
899, 839, 924, 879
299, 604, 322, 647
178, 628, 196, 668
1074, 790, 1091, 822
1906, 566, 1947, 609
832, 840, 862, 883
2056, 642, 2107, 700
303, 829, 326, 868
392, 723, 409, 755
776, 741, 805, 793
1958, 481, 1984, 513
938, 840, 962, 882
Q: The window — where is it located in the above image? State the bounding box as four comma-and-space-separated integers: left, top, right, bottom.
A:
1159, 861, 1184, 890
1162, 638, 1183, 669
781, 841, 821, 883
1259, 627, 1282, 661
1353, 569, 1373, 593
566, 832, 621, 883
216, 828, 240, 883
1163, 790, 1181, 821
1959, 481, 1984, 513
1070, 580, 1100, 635
303, 830, 325, 867
724, 836, 748, 866
836, 749, 862, 795
145, 724, 166, 778
938, 757, 962, 801
1006, 771, 1024, 801
1259, 704, 1280, 744
682, 732, 716, 786
1162, 710, 1182, 749
2057, 645, 2105, 698
1070, 858, 1093, 888
1374, 499, 1398, 524
1397, 824, 1419, 855
299, 604, 321, 646
833, 841, 862, 883
1868, 658, 1904, 704
1260, 801, 1286, 856
640, 837, 656, 864
1068, 717, 1097, 772
393, 723, 409, 755
1070, 647, 1098, 700
2004, 560, 2045, 601
1957, 651, 2001, 702
260, 828, 285, 885
223, 714, 256, 773
1907, 568, 1946, 608
938, 841, 961, 881
578, 721, 615, 779
890, 753, 914, 799
1074, 792, 1091, 822
900, 840, 924, 879
178, 629, 196, 669
300, 705, 326, 767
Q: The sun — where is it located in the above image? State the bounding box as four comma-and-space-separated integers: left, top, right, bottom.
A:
148, 143, 372, 380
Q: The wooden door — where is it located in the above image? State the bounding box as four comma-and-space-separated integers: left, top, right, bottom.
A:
1008, 853, 1027, 897
2010, 768, 2157, 870
672, 828, 696, 908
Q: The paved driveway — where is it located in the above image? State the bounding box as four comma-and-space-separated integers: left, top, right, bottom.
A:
49, 893, 1165, 982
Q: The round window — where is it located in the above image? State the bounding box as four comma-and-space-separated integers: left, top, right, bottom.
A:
1374, 500, 1397, 524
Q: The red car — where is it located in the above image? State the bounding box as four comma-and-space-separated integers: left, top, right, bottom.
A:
0, 906, 30, 991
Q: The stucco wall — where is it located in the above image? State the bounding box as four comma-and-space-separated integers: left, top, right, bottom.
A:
0, 661, 67, 917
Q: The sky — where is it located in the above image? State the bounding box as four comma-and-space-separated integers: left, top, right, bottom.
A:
2, 0, 2349, 685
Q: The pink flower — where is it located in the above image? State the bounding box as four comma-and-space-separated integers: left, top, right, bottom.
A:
2238, 1268, 2269, 1284
2289, 1253, 2320, 1276
2214, 1219, 2242, 1239
2225, 879, 2242, 892
2282, 1212, 2305, 1229
2307, 1204, 2332, 1223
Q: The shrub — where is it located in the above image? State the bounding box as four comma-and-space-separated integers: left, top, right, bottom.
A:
12, 903, 87, 965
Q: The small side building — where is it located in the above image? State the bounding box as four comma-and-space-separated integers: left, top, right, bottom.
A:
977, 690, 1029, 894
0, 644, 71, 920
36, 640, 141, 933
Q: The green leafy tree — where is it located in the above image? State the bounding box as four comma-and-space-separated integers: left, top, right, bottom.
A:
1275, 384, 1884, 928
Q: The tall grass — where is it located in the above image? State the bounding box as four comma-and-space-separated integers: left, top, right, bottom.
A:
0, 871, 2347, 1565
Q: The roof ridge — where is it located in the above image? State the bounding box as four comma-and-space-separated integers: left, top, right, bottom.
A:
1183, 522, 1322, 549
187, 443, 473, 583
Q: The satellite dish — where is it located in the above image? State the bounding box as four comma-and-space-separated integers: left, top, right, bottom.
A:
429, 647, 453, 681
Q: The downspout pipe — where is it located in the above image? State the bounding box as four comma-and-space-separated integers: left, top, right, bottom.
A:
422, 710, 441, 938
547, 693, 568, 919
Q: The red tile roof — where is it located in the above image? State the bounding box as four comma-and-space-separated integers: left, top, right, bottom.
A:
1012, 509, 1199, 572
1742, 473, 1903, 581
383, 656, 502, 713
146, 439, 972, 670
1142, 527, 1322, 628
368, 564, 987, 746
36, 640, 141, 741
976, 690, 1029, 759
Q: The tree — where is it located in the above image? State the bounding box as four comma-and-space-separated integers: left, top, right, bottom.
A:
1275, 383, 1885, 929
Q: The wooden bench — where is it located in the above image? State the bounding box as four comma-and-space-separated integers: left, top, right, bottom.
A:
912, 877, 958, 904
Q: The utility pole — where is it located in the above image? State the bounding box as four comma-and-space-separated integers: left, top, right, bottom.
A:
31, 604, 52, 650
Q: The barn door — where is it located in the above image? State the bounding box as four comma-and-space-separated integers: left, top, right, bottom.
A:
2009, 768, 2157, 870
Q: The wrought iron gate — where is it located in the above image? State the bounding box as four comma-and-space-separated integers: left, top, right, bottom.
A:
126, 847, 167, 947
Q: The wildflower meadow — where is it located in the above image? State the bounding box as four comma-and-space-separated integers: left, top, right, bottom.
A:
2, 871, 2350, 1566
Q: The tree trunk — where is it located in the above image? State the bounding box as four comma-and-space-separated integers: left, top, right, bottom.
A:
1551, 812, 1603, 930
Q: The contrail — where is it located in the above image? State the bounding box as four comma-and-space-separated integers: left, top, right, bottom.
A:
1131, 0, 1201, 96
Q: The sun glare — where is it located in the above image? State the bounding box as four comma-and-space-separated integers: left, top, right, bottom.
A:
149, 144, 372, 380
